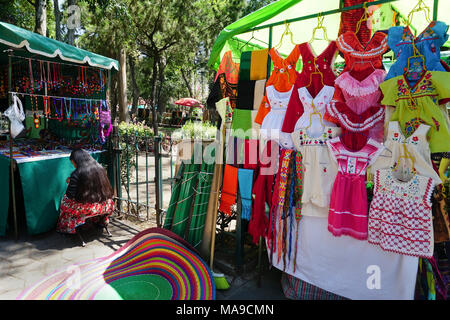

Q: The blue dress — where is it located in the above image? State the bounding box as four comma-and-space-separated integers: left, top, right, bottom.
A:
386, 21, 449, 85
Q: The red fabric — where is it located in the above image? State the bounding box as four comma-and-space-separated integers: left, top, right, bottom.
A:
244, 139, 259, 170
56, 195, 114, 234
337, 31, 388, 80
281, 41, 338, 133
218, 164, 239, 216
248, 140, 278, 244
338, 0, 375, 48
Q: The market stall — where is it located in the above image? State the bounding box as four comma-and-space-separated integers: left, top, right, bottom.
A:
0, 22, 119, 237
204, 0, 450, 300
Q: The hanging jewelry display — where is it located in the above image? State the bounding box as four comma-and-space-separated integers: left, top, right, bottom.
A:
64, 98, 72, 123
53, 98, 64, 122
31, 95, 40, 129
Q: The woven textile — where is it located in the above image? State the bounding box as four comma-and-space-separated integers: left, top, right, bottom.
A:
281, 273, 347, 300
18, 228, 215, 300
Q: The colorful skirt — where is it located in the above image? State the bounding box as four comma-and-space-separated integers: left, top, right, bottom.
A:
56, 195, 115, 234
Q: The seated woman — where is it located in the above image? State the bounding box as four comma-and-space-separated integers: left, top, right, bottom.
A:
56, 149, 115, 237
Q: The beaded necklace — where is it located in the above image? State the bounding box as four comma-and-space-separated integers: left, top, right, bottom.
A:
53, 98, 64, 122
31, 95, 40, 129
64, 98, 72, 123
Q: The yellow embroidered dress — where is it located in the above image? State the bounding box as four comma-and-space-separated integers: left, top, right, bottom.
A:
380, 71, 450, 153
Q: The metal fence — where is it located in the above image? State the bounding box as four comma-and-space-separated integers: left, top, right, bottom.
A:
109, 125, 176, 227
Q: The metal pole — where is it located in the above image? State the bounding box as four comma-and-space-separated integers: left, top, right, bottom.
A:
152, 103, 162, 227
433, 0, 439, 21
7, 54, 18, 240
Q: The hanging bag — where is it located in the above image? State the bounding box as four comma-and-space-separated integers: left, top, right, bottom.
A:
98, 100, 112, 143
4, 94, 25, 138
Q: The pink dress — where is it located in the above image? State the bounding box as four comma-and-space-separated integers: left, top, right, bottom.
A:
326, 137, 384, 240
325, 69, 386, 150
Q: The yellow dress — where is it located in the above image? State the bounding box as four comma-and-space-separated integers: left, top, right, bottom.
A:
380, 71, 450, 153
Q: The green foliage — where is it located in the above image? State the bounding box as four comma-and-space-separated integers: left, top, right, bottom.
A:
171, 120, 217, 142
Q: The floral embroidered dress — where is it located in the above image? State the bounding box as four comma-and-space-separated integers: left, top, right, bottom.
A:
368, 168, 437, 258
325, 69, 386, 149
291, 126, 341, 218
326, 137, 384, 240
254, 47, 300, 125
379, 70, 450, 154
372, 121, 442, 184
385, 21, 449, 85
56, 195, 114, 234
281, 41, 338, 134
259, 85, 295, 148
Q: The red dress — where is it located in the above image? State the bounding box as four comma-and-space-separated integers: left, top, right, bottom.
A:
324, 31, 389, 150
281, 41, 338, 134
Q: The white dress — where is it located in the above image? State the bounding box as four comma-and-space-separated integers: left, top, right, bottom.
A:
260, 85, 294, 149
292, 126, 341, 217
371, 121, 442, 184
293, 85, 337, 133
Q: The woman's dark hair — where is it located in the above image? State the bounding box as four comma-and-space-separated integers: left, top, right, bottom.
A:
70, 149, 114, 203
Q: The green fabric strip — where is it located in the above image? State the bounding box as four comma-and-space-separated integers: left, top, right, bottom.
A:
231, 109, 253, 139
239, 51, 252, 81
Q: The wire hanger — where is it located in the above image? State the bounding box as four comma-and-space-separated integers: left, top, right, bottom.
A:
306, 58, 325, 88
355, 2, 370, 35
274, 21, 296, 50
238, 30, 261, 52
393, 143, 417, 180
305, 101, 325, 132
406, 0, 431, 34
309, 13, 330, 44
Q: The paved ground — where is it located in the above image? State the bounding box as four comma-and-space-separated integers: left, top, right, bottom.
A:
0, 216, 287, 300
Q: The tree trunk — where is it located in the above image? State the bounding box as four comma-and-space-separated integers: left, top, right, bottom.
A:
53, 0, 61, 41
128, 57, 140, 118
66, 0, 77, 45
156, 59, 167, 114
118, 48, 128, 123
180, 68, 194, 97
34, 0, 47, 36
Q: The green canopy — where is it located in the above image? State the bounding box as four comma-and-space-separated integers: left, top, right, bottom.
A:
208, 0, 450, 70
0, 21, 119, 71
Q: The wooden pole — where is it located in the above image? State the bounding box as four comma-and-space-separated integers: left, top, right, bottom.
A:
8, 54, 18, 240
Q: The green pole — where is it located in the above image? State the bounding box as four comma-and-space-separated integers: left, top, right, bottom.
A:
8, 54, 18, 240
433, 0, 439, 21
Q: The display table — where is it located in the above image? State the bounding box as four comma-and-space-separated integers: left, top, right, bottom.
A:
0, 148, 105, 236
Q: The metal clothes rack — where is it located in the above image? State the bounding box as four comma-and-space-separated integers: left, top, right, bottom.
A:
217, 0, 441, 286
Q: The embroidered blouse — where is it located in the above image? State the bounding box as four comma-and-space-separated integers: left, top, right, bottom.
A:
371, 121, 442, 184
385, 21, 449, 82
368, 168, 436, 258
380, 70, 450, 153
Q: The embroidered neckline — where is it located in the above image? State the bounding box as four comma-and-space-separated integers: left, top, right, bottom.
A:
335, 69, 386, 97
297, 85, 334, 111
337, 31, 388, 57
389, 121, 429, 143
296, 126, 340, 145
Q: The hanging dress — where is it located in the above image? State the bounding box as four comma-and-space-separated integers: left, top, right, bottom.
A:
291, 125, 341, 218
326, 137, 384, 240
368, 168, 437, 258
281, 41, 338, 134
325, 69, 386, 151
372, 121, 442, 184
259, 85, 294, 148
254, 47, 300, 125
379, 70, 450, 154
385, 21, 449, 84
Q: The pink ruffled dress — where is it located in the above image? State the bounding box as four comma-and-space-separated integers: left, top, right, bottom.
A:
326, 137, 384, 240
325, 69, 386, 150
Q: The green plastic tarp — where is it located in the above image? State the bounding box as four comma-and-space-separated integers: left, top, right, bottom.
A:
0, 21, 119, 71
208, 0, 450, 70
